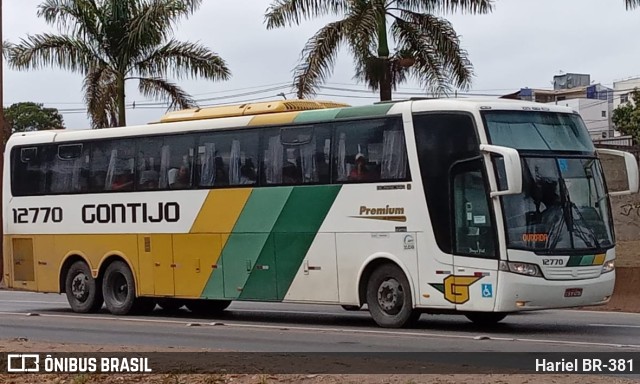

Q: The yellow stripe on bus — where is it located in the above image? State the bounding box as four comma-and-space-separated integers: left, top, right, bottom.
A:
190, 189, 252, 236
248, 111, 299, 126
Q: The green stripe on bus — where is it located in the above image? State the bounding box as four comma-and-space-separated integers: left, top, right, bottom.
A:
580, 255, 595, 266
566, 256, 583, 267
293, 109, 342, 123
232, 187, 293, 233
334, 104, 394, 119
240, 185, 341, 301
201, 188, 293, 299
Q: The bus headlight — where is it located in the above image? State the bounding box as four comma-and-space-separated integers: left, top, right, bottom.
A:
500, 261, 542, 277
602, 260, 615, 274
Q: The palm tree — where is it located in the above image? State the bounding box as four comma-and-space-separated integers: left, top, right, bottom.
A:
627, 0, 640, 9
265, 0, 493, 101
6, 0, 230, 128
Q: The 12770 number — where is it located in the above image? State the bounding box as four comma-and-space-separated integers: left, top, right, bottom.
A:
12, 207, 63, 224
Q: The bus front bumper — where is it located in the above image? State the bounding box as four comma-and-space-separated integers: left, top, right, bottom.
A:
494, 270, 615, 312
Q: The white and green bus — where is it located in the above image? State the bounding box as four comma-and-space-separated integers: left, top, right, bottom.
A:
3, 98, 638, 328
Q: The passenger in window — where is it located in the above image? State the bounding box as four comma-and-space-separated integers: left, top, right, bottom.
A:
283, 161, 301, 184
139, 170, 159, 190
214, 157, 228, 186
168, 164, 190, 189
349, 153, 372, 181
112, 172, 134, 191
239, 159, 256, 185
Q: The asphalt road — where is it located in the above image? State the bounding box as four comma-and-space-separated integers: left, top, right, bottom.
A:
1, 290, 640, 354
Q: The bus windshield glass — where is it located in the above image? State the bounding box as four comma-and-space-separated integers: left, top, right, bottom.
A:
483, 111, 613, 253
483, 110, 595, 152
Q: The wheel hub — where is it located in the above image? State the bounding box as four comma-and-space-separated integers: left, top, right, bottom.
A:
377, 278, 402, 313
71, 273, 89, 301
111, 273, 128, 304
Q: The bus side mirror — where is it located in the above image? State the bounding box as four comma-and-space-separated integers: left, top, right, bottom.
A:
596, 148, 639, 196
480, 144, 523, 197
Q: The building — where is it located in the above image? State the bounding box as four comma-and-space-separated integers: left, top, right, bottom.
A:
546, 98, 611, 140
501, 73, 615, 139
613, 76, 640, 110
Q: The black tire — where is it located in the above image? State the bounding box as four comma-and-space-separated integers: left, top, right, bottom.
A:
186, 299, 231, 315
465, 312, 508, 326
366, 264, 418, 328
157, 298, 185, 312
64, 261, 103, 313
341, 305, 361, 311
102, 260, 145, 315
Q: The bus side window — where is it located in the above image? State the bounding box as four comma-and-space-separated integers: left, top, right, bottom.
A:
165, 135, 195, 190
198, 131, 258, 188
333, 117, 409, 184
136, 138, 163, 191
12, 146, 48, 196
49, 144, 88, 194
90, 140, 135, 192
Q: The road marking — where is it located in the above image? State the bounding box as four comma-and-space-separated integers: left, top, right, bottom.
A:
565, 309, 640, 316
0, 299, 65, 305
590, 323, 640, 329
0, 311, 638, 350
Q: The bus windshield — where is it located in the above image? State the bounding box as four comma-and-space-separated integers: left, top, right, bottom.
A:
483, 111, 614, 253
483, 110, 595, 152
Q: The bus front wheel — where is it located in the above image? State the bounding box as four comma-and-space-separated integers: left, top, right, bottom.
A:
465, 312, 508, 326
102, 261, 150, 315
366, 264, 420, 328
64, 261, 103, 313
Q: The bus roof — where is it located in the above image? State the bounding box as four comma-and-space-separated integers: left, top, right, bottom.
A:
5, 98, 578, 147
158, 100, 350, 123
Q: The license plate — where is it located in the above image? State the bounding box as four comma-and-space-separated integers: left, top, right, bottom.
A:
564, 288, 583, 297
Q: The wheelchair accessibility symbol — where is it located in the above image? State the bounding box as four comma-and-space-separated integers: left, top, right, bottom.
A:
481, 283, 493, 298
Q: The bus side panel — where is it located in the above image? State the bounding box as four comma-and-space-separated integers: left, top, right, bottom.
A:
336, 232, 419, 305
282, 233, 339, 303
34, 236, 57, 292
137, 234, 174, 297
217, 188, 293, 300
54, 234, 139, 288
7, 236, 38, 291
270, 185, 341, 301
173, 234, 222, 298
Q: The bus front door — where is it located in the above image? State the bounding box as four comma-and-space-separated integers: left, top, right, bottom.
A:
449, 159, 498, 312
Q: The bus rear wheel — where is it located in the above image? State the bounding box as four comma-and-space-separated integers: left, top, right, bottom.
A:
366, 264, 419, 328
465, 312, 508, 326
186, 299, 231, 315
65, 261, 103, 313
102, 261, 149, 315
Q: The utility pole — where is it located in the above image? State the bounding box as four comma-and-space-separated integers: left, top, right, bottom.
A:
0, 0, 5, 284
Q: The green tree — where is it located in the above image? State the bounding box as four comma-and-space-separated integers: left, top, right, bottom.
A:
612, 89, 640, 143
265, 0, 493, 101
1, 102, 65, 146
6, 0, 230, 128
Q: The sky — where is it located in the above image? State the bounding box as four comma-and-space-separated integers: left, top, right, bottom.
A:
3, 0, 640, 130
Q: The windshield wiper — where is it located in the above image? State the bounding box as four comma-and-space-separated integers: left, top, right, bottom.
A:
569, 201, 601, 249
558, 177, 600, 249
